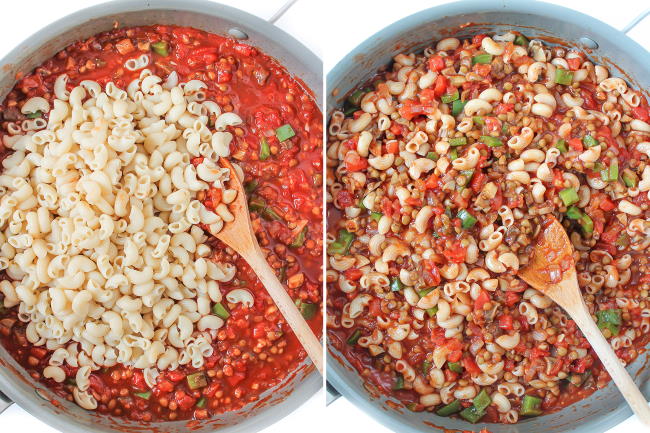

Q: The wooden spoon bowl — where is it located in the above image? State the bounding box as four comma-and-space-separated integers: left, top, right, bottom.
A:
520, 216, 650, 426
209, 158, 324, 375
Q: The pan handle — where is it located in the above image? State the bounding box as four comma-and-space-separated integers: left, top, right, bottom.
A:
0, 389, 13, 415
622, 8, 650, 34
326, 381, 341, 406
268, 0, 299, 24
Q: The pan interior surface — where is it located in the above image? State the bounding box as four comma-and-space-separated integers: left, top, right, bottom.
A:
327, 1, 650, 432
0, 1, 322, 433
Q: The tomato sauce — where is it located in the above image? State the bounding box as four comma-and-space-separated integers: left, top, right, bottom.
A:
0, 25, 322, 422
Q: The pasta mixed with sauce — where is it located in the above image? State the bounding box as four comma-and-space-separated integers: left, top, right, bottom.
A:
327, 32, 649, 424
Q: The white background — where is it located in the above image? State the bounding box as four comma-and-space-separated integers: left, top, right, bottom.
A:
1, 0, 649, 432
324, 1, 650, 433
0, 1, 325, 433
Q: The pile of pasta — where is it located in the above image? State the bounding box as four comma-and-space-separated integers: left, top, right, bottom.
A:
0, 70, 245, 409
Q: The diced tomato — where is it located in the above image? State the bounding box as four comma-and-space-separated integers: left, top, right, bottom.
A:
461, 356, 482, 375
368, 298, 382, 317
424, 173, 440, 190
599, 197, 616, 211
115, 38, 135, 55
433, 75, 449, 97
390, 124, 404, 136
631, 105, 650, 123
490, 186, 504, 211
168, 371, 185, 382
571, 356, 593, 373
445, 241, 466, 264
344, 151, 368, 172
568, 138, 583, 152
484, 117, 502, 132
470, 171, 487, 193
156, 379, 174, 394
472, 34, 487, 46
337, 190, 355, 207
428, 55, 445, 71
444, 369, 459, 382
474, 290, 490, 313
398, 100, 420, 121
504, 291, 521, 307
581, 88, 598, 110
207, 187, 222, 208
431, 327, 447, 346
548, 358, 564, 376
504, 359, 515, 372
418, 88, 438, 106
344, 268, 363, 281
203, 381, 220, 398
473, 63, 492, 77
498, 314, 514, 331
493, 103, 514, 115
233, 43, 256, 57
175, 390, 197, 411
422, 259, 442, 286
132, 371, 147, 390
191, 156, 204, 166
385, 140, 399, 154
226, 372, 245, 387
601, 221, 623, 244
530, 348, 550, 360
567, 57, 582, 71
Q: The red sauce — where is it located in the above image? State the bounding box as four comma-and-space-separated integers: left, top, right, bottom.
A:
0, 25, 322, 422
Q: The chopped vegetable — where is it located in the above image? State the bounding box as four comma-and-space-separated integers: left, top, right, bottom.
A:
514, 34, 529, 46
600, 160, 618, 182
426, 306, 438, 317
448, 361, 463, 373
473, 389, 491, 411
554, 69, 574, 85
390, 277, 404, 292
25, 110, 42, 119
622, 169, 638, 187
290, 225, 308, 248
187, 372, 208, 390
436, 399, 462, 416
555, 139, 568, 153
393, 374, 404, 390
449, 149, 459, 160
151, 41, 169, 56
481, 135, 503, 147
460, 169, 474, 185
596, 309, 621, 336
347, 329, 362, 345
449, 137, 467, 147
566, 206, 583, 220
579, 214, 594, 234
582, 135, 599, 147
196, 397, 207, 408
459, 405, 485, 423
441, 90, 459, 104
615, 232, 630, 247
296, 300, 318, 320
328, 229, 355, 255
259, 138, 270, 161
457, 209, 478, 229
452, 99, 467, 117
134, 391, 152, 400
520, 395, 543, 417
426, 151, 439, 161
559, 187, 579, 206
418, 287, 433, 298
212, 302, 230, 320
347, 88, 369, 107
370, 211, 382, 222
244, 180, 259, 194
472, 116, 485, 126
472, 54, 493, 64
249, 196, 283, 221
276, 124, 295, 142
421, 360, 431, 375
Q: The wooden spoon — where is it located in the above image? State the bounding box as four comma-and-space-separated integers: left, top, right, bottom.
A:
210, 158, 324, 375
519, 216, 650, 426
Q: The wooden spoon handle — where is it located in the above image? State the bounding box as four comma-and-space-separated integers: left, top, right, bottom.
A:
241, 247, 324, 376
569, 300, 650, 426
